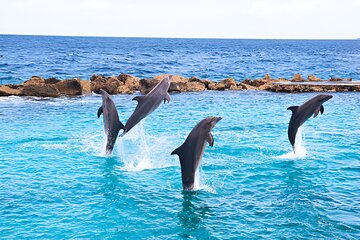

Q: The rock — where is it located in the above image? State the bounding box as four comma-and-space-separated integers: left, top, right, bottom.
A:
116, 84, 133, 94
264, 74, 271, 80
140, 74, 205, 94
139, 78, 158, 94
118, 73, 140, 90
291, 74, 305, 82
22, 83, 60, 97
23, 76, 45, 85
80, 80, 92, 95
229, 85, 243, 90
55, 79, 83, 96
239, 83, 256, 90
308, 75, 321, 81
329, 77, 352, 82
219, 78, 237, 89
0, 84, 23, 96
45, 77, 61, 84
90, 75, 121, 94
90, 74, 139, 94
189, 77, 214, 88
208, 82, 225, 90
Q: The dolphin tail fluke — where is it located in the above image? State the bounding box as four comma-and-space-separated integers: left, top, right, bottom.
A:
97, 106, 103, 118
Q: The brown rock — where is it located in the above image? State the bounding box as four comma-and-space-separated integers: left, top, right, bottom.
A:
329, 77, 352, 82
0, 84, 23, 96
116, 84, 133, 94
189, 77, 214, 88
22, 84, 60, 97
208, 83, 225, 90
118, 73, 140, 90
308, 75, 321, 82
23, 76, 45, 86
90, 75, 121, 94
139, 78, 157, 94
291, 74, 305, 82
229, 85, 243, 90
55, 79, 83, 96
80, 80, 92, 95
45, 77, 61, 84
264, 74, 271, 80
219, 78, 237, 89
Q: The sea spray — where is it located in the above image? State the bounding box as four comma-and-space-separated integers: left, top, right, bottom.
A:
117, 122, 177, 171
278, 126, 307, 159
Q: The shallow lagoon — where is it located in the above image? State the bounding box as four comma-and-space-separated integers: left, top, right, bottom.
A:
0, 91, 359, 239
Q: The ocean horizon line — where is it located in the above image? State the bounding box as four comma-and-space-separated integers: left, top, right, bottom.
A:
0, 33, 358, 41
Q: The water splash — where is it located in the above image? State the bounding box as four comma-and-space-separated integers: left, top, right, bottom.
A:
117, 122, 177, 171
278, 126, 307, 159
193, 165, 216, 193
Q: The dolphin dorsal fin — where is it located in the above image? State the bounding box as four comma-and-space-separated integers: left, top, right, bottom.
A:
132, 95, 146, 103
287, 106, 299, 112
207, 133, 214, 147
97, 106, 103, 118
171, 144, 184, 157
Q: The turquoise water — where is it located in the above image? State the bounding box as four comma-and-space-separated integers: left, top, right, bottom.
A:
0, 91, 359, 239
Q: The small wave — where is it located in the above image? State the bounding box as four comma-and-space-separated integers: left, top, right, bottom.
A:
40, 143, 68, 150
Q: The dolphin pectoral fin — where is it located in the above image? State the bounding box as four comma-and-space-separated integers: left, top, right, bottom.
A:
164, 93, 171, 104
287, 106, 299, 112
314, 107, 321, 118
97, 106, 103, 118
320, 105, 324, 114
207, 133, 214, 147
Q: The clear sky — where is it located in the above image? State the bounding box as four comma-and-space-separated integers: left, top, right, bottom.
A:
0, 0, 359, 39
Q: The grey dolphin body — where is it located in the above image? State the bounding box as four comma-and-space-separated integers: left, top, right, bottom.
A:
171, 117, 222, 190
287, 94, 333, 151
98, 89, 125, 154
122, 76, 171, 135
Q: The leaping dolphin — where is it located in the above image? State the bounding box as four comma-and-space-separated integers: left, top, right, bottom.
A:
122, 76, 171, 135
98, 89, 125, 155
287, 94, 333, 152
171, 116, 222, 190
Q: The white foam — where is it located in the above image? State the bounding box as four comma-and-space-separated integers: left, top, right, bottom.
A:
192, 165, 216, 193
117, 122, 178, 171
278, 126, 307, 159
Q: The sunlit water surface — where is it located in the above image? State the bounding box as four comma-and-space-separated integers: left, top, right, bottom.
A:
0, 91, 359, 239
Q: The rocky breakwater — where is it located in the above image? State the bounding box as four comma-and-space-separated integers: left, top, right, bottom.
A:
0, 76, 91, 97
0, 73, 359, 97
270, 74, 360, 92
90, 73, 140, 94
139, 74, 244, 94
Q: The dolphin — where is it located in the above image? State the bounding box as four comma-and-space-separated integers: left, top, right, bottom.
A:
97, 89, 125, 154
122, 76, 171, 135
287, 94, 333, 151
171, 116, 222, 190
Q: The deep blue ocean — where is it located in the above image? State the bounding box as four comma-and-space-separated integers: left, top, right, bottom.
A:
0, 35, 360, 84
0, 35, 360, 239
